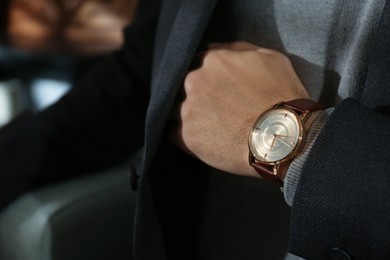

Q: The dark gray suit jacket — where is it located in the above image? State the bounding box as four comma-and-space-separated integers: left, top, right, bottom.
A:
1, 0, 389, 259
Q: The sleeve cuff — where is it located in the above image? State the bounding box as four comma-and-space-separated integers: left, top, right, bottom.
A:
283, 108, 334, 206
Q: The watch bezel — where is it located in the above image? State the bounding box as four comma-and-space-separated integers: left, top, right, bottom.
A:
248, 106, 306, 165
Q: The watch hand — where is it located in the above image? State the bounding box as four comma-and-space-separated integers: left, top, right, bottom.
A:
270, 134, 277, 149
275, 135, 293, 147
274, 134, 294, 139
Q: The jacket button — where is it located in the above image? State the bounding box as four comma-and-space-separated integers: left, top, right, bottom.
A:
329, 247, 351, 260
129, 166, 139, 191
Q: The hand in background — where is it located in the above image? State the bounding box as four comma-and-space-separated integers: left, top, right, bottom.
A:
7, 0, 137, 55
173, 41, 309, 177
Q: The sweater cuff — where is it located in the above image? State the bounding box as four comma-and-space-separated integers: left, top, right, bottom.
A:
283, 108, 334, 206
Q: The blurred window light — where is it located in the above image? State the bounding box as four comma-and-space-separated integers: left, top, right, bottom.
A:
0, 83, 13, 126
31, 79, 71, 110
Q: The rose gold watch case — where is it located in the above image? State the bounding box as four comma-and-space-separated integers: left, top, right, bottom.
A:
248, 106, 308, 167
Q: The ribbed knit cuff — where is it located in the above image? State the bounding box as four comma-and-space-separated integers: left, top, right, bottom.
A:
283, 108, 334, 206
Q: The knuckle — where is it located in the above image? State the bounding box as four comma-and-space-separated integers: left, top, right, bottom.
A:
180, 123, 195, 150
203, 49, 228, 65
179, 100, 191, 119
256, 48, 292, 66
230, 41, 257, 50
268, 49, 282, 56
269, 50, 289, 61
183, 70, 199, 93
226, 41, 245, 49
257, 48, 285, 58
274, 51, 289, 61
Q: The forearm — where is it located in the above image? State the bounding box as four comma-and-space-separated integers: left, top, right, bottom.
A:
37, 51, 150, 174
33, 0, 160, 175
28, 0, 160, 175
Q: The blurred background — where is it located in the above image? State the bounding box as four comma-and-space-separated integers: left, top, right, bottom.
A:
0, 0, 138, 127
0, 1, 140, 259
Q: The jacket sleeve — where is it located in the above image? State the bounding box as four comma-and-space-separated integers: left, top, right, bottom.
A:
0, 0, 161, 209
289, 98, 390, 259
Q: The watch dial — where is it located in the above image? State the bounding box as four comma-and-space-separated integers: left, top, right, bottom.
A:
249, 108, 302, 163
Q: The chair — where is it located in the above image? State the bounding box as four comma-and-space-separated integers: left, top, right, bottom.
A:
0, 163, 135, 260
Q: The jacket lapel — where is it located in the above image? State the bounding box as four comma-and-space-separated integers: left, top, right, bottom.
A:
142, 0, 218, 174
361, 0, 390, 108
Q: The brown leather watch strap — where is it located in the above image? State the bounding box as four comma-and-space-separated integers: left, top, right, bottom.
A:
249, 154, 284, 186
282, 98, 325, 114
251, 163, 284, 186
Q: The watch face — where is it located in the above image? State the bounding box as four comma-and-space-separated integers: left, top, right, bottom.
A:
249, 108, 303, 163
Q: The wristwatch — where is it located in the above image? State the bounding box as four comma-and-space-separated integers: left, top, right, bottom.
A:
248, 98, 325, 186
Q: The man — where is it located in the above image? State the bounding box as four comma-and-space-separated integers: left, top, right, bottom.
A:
1, 0, 390, 259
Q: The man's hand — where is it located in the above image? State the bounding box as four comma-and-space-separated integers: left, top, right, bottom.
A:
172, 41, 309, 177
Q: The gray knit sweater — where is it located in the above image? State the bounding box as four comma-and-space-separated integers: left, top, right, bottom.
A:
215, 0, 385, 204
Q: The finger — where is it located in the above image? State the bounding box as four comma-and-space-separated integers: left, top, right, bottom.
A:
255, 48, 283, 55
166, 112, 196, 158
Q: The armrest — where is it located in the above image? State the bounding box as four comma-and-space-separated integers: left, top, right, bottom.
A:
0, 164, 135, 260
